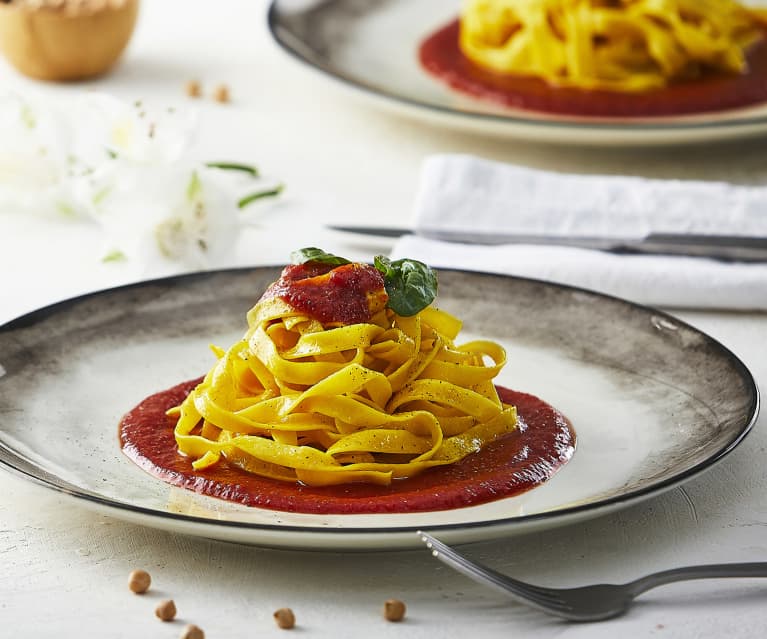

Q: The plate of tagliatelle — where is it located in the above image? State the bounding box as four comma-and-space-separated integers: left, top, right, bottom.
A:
267, 0, 767, 146
0, 254, 759, 550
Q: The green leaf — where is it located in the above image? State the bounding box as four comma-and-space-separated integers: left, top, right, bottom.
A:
290, 247, 351, 266
205, 161, 259, 177
237, 184, 284, 209
374, 255, 437, 316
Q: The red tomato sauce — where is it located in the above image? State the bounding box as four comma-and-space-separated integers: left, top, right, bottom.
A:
262, 262, 386, 326
119, 379, 575, 514
419, 19, 767, 118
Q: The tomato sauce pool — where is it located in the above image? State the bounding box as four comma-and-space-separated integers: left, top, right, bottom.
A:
119, 380, 575, 515
419, 19, 767, 118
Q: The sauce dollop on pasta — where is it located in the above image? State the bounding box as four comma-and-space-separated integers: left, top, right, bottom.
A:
262, 262, 388, 326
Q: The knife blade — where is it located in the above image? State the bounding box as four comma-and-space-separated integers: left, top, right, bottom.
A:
328, 225, 767, 262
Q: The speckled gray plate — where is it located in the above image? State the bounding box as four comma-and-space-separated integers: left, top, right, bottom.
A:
0, 268, 759, 550
267, 0, 767, 146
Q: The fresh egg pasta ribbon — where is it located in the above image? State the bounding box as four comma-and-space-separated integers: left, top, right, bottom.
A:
172, 291, 517, 486
459, 0, 763, 92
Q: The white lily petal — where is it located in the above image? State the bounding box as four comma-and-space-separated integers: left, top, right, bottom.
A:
96, 165, 240, 273
1, 89, 277, 270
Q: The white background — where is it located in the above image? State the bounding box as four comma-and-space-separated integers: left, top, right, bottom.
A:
1, 1, 766, 637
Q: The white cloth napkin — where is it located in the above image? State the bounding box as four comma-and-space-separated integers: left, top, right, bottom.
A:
391, 155, 767, 310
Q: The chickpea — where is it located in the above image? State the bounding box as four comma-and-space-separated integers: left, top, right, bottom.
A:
185, 80, 202, 98
180, 624, 205, 639
383, 598, 406, 622
127, 569, 151, 594
155, 599, 177, 622
213, 84, 231, 103
273, 607, 296, 629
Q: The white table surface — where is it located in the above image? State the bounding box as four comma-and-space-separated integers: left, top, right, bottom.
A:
1, 1, 766, 637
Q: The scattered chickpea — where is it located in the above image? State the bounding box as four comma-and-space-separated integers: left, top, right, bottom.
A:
180, 624, 205, 639
127, 569, 151, 594
155, 599, 177, 622
185, 80, 202, 98
273, 607, 296, 629
383, 598, 406, 622
213, 84, 230, 103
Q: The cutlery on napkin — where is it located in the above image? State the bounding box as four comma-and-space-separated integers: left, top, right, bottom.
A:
382, 154, 767, 310
330, 226, 767, 261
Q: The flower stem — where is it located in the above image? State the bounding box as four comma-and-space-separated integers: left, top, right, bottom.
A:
238, 184, 284, 209
206, 161, 259, 177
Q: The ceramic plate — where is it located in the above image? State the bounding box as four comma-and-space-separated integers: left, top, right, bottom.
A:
267, 0, 767, 146
0, 268, 758, 550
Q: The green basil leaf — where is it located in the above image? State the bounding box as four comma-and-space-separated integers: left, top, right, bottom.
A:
374, 255, 437, 316
373, 254, 395, 279
290, 247, 351, 266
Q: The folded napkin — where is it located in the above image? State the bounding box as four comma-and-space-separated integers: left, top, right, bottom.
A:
391, 155, 767, 311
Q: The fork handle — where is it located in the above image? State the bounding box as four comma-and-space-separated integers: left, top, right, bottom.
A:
629, 563, 767, 596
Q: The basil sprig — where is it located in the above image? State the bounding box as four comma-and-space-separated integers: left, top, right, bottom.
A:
291, 248, 437, 316
373, 255, 437, 316
290, 247, 351, 266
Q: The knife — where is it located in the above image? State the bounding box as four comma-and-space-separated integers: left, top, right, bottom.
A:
328, 225, 767, 262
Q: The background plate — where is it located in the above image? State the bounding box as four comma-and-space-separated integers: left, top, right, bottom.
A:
0, 268, 759, 550
267, 0, 767, 146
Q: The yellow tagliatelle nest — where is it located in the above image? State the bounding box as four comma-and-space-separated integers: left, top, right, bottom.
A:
459, 0, 763, 92
172, 296, 517, 487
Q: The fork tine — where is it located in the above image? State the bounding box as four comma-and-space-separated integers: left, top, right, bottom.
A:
417, 531, 573, 611
418, 531, 511, 593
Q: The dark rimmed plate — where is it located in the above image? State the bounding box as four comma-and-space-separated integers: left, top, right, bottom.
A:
0, 267, 759, 549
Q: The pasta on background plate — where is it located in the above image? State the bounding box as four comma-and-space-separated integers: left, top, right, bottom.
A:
460, 0, 764, 91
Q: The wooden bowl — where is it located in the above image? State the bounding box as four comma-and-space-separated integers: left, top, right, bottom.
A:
0, 0, 139, 81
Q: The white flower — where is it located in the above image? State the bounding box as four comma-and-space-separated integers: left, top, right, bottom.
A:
0, 92, 83, 218
76, 92, 197, 166
0, 90, 281, 270
98, 165, 241, 273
